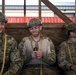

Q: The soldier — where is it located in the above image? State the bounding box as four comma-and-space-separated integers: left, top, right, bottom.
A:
19, 18, 58, 75
57, 23, 76, 75
0, 12, 23, 75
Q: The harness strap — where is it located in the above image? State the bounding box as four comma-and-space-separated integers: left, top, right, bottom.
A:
67, 42, 73, 64
30, 37, 42, 75
40, 39, 42, 75
0, 34, 7, 75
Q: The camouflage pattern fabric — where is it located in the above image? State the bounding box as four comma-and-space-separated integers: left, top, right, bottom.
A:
27, 18, 42, 28
66, 23, 76, 35
57, 40, 76, 75
0, 12, 7, 23
21, 67, 58, 75
0, 34, 23, 75
19, 34, 58, 75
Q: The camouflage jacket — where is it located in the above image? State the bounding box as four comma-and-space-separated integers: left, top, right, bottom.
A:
58, 40, 76, 71
0, 34, 23, 75
18, 34, 56, 65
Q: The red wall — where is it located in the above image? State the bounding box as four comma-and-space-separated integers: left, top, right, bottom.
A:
7, 17, 75, 23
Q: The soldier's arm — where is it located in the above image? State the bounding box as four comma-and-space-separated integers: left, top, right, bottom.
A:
57, 42, 73, 71
3, 37, 23, 75
42, 38, 56, 65
18, 37, 32, 64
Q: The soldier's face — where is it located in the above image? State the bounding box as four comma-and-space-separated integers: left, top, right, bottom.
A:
29, 25, 42, 37
0, 22, 5, 34
70, 30, 76, 38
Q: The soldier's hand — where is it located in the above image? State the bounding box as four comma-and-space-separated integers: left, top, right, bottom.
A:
71, 65, 76, 71
31, 51, 37, 58
36, 50, 43, 58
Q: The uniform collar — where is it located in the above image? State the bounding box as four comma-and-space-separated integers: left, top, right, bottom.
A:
67, 40, 76, 44
29, 34, 43, 42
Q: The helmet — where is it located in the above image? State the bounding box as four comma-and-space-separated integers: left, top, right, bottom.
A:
27, 18, 42, 27
0, 12, 7, 23
66, 23, 76, 35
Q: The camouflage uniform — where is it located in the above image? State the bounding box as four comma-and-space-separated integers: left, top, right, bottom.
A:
0, 12, 23, 75
19, 18, 58, 75
0, 34, 23, 75
57, 23, 76, 75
